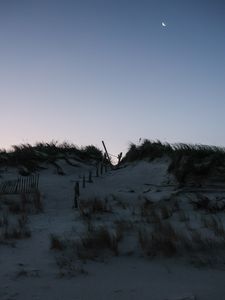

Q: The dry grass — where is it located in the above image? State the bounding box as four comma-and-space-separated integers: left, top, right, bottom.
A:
190, 194, 225, 213
50, 234, 65, 250
201, 215, 225, 237
50, 226, 123, 263
138, 222, 178, 257
0, 141, 103, 170
32, 189, 43, 212
2, 196, 23, 214
160, 204, 173, 219
112, 220, 132, 244
137, 215, 225, 260
140, 197, 154, 217
79, 197, 112, 218
171, 197, 180, 213
1, 191, 43, 215
15, 269, 40, 278
0, 192, 41, 244
0, 209, 31, 242
56, 256, 88, 278
115, 198, 127, 209
178, 210, 190, 223
188, 230, 225, 255
77, 226, 120, 259
145, 210, 161, 224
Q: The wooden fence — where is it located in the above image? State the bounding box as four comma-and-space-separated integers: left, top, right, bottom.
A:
0, 174, 39, 195
73, 162, 110, 208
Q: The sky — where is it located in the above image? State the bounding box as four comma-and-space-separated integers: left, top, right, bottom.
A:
0, 0, 225, 156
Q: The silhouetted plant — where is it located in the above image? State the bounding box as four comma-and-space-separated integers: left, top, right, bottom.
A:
0, 141, 103, 170
122, 139, 225, 185
123, 139, 225, 163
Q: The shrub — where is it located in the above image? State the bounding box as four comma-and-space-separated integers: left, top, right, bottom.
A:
79, 197, 112, 218
56, 256, 87, 278
80, 145, 103, 161
123, 140, 172, 162
138, 222, 178, 257
50, 234, 65, 250
201, 215, 225, 237
1, 216, 31, 240
77, 227, 119, 259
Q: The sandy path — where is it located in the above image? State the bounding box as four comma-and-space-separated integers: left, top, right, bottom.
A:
1, 163, 225, 300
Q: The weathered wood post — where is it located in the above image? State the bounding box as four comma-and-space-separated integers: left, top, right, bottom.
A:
117, 152, 123, 165
88, 170, 93, 183
22, 178, 25, 193
74, 181, 80, 209
102, 140, 112, 166
96, 164, 99, 177
36, 174, 40, 189
15, 178, 19, 193
28, 176, 31, 192
82, 175, 86, 188
100, 163, 103, 175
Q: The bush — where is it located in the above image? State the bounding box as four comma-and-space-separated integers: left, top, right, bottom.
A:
77, 227, 119, 259
138, 222, 178, 257
50, 234, 65, 250
123, 140, 172, 162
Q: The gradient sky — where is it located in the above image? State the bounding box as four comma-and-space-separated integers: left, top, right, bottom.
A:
0, 0, 225, 155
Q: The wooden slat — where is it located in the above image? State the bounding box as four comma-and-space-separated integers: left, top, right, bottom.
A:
0, 174, 40, 195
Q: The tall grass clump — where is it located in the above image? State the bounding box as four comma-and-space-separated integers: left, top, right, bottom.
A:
138, 222, 178, 257
123, 139, 225, 163
50, 226, 121, 261
168, 144, 225, 185
123, 140, 173, 162
122, 139, 225, 185
0, 141, 103, 171
79, 145, 103, 161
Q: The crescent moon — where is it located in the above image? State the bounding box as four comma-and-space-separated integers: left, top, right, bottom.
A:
162, 22, 167, 27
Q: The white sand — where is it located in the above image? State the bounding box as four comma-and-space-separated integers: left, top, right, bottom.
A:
1, 159, 225, 300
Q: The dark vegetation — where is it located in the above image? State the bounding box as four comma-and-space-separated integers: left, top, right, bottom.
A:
123, 139, 225, 163
50, 192, 225, 268
0, 188, 43, 244
0, 141, 103, 172
122, 140, 225, 185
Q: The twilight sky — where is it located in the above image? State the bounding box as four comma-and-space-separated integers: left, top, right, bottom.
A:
0, 0, 225, 155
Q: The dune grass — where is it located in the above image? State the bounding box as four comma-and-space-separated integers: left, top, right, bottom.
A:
0, 141, 103, 171
123, 139, 225, 163
122, 139, 225, 185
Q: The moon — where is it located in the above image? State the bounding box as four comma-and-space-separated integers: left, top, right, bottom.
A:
162, 22, 167, 27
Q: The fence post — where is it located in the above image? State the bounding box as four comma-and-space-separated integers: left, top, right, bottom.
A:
29, 176, 31, 192
18, 178, 21, 193
82, 175, 86, 188
74, 181, 80, 209
88, 171, 93, 183
22, 178, 25, 193
96, 164, 99, 177
100, 163, 103, 175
